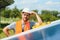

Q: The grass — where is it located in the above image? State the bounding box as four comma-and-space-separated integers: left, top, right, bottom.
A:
0, 17, 51, 39
0, 17, 20, 23
0, 17, 20, 39
0, 28, 14, 39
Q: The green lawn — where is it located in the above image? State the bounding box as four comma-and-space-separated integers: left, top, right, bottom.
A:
0, 28, 14, 39
0, 17, 20, 39
0, 17, 20, 24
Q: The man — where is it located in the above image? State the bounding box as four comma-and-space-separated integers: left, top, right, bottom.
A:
3, 8, 42, 37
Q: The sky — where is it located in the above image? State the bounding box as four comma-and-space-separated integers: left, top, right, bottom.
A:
8, 0, 60, 13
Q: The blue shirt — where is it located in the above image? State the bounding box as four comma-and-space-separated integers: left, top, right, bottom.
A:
6, 22, 35, 32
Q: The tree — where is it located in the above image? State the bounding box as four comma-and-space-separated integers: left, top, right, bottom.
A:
32, 9, 38, 13
1, 7, 11, 18
57, 13, 60, 19
0, 0, 14, 9
11, 6, 21, 18
41, 10, 59, 22
51, 11, 59, 17
41, 10, 51, 15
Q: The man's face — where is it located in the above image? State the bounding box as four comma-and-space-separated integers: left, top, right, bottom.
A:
22, 12, 30, 21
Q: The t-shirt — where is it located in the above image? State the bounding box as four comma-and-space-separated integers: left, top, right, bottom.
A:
6, 21, 35, 32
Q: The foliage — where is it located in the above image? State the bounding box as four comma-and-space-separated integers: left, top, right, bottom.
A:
0, 7, 60, 39
0, 7, 60, 22
41, 10, 60, 22
32, 9, 38, 13
0, 0, 14, 9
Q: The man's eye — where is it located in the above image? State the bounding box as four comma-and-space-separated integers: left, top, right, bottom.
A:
22, 12, 24, 13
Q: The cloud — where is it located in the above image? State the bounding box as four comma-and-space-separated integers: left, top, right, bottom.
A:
8, 0, 60, 12
37, 4, 60, 11
45, 1, 60, 5
20, 0, 38, 4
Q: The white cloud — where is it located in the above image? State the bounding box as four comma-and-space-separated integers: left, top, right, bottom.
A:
46, 1, 60, 5
20, 0, 38, 4
37, 5, 60, 11
8, 0, 60, 12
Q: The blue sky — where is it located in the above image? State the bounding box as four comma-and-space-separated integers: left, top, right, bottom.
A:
8, 0, 60, 13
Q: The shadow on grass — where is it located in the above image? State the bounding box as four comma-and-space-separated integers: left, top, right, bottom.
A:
0, 29, 3, 33
0, 23, 9, 28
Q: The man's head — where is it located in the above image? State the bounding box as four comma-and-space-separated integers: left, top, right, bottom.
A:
21, 8, 31, 21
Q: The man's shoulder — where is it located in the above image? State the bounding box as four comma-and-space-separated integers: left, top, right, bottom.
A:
30, 21, 35, 26
30, 21, 35, 24
6, 22, 16, 30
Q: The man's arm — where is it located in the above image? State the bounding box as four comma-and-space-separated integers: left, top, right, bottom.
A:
31, 11, 42, 25
3, 22, 16, 37
35, 13, 42, 25
3, 27, 10, 37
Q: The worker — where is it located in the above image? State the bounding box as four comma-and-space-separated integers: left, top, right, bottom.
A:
3, 8, 42, 37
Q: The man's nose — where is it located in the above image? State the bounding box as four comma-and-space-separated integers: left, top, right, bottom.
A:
24, 15, 27, 17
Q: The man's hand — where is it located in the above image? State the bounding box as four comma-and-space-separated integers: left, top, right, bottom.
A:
3, 27, 10, 37
30, 11, 37, 15
31, 11, 43, 25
